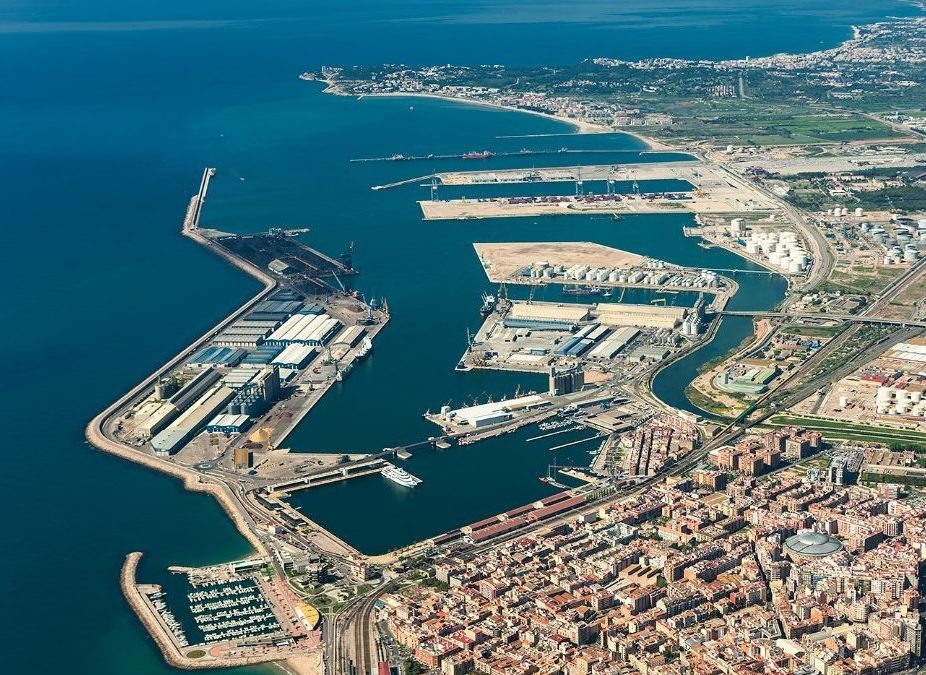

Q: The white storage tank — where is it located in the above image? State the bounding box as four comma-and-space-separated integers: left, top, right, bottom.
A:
839, 396, 849, 408
855, 207, 864, 217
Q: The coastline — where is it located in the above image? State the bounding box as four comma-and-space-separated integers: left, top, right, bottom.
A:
322, 81, 675, 151
86, 181, 276, 560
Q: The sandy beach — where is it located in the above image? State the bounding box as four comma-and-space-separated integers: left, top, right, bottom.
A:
321, 79, 676, 151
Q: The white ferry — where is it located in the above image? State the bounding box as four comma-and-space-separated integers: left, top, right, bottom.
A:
382, 464, 422, 488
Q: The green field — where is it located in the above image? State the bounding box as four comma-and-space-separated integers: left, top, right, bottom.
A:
782, 323, 844, 338
769, 415, 926, 447
640, 100, 905, 147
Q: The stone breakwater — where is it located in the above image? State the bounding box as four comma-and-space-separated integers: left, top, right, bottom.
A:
121, 552, 300, 670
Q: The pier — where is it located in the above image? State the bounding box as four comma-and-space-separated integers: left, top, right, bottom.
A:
350, 148, 655, 164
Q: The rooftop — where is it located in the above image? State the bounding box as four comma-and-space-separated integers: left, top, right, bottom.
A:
784, 531, 843, 558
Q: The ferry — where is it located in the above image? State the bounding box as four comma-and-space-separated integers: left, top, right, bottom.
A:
356, 337, 373, 360
382, 464, 423, 488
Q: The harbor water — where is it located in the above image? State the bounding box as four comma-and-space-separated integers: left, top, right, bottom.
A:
0, 0, 916, 671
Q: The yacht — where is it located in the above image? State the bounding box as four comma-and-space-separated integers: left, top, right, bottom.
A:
382, 464, 423, 488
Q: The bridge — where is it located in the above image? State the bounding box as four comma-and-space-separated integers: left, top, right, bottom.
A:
714, 310, 926, 329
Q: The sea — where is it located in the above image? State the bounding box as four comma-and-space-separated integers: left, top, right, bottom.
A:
0, 1, 919, 672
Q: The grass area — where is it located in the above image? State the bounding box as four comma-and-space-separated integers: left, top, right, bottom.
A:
861, 472, 926, 487
641, 100, 903, 147
186, 650, 206, 659
769, 414, 926, 447
685, 384, 736, 418
823, 267, 901, 296
782, 323, 844, 338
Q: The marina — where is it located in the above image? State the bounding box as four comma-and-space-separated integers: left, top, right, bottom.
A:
6, 0, 918, 672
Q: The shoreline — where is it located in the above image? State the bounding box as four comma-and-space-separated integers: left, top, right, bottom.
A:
322, 81, 676, 152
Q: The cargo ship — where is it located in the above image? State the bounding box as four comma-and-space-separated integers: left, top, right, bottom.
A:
480, 292, 497, 318
356, 337, 373, 359
382, 464, 423, 488
462, 150, 491, 160
562, 285, 602, 296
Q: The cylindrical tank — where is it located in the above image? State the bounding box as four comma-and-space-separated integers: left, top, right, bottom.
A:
839, 396, 849, 408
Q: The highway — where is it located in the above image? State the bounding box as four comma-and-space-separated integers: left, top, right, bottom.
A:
717, 310, 926, 328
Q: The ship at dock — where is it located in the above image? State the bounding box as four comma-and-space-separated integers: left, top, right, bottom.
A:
382, 464, 423, 488
562, 285, 603, 296
356, 336, 373, 359
480, 292, 497, 318
462, 150, 491, 160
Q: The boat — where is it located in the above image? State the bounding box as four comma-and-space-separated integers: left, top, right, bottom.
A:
562, 285, 602, 296
480, 292, 497, 317
356, 337, 373, 359
382, 464, 423, 488
335, 362, 353, 382
462, 150, 491, 160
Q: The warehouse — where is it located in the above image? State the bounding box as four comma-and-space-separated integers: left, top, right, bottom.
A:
169, 367, 221, 411
445, 394, 549, 428
136, 401, 179, 439
509, 302, 590, 323
588, 327, 640, 360
240, 344, 284, 367
188, 346, 248, 367
151, 384, 236, 455
594, 303, 686, 330
206, 414, 251, 434
223, 368, 261, 389
335, 325, 366, 347
566, 338, 595, 357
251, 300, 303, 315
272, 344, 317, 370
212, 331, 266, 349
265, 313, 342, 346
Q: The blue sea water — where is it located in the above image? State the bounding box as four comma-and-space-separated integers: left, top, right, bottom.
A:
0, 1, 918, 672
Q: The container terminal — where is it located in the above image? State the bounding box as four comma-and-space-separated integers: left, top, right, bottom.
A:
414, 159, 780, 219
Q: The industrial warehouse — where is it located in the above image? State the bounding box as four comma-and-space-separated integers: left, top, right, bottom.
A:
113, 285, 386, 462
459, 296, 708, 379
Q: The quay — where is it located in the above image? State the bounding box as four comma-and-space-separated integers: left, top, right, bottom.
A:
350, 148, 659, 164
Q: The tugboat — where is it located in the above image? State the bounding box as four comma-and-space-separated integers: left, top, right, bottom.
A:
480, 292, 497, 317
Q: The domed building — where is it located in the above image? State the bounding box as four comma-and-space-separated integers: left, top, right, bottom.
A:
784, 531, 843, 561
